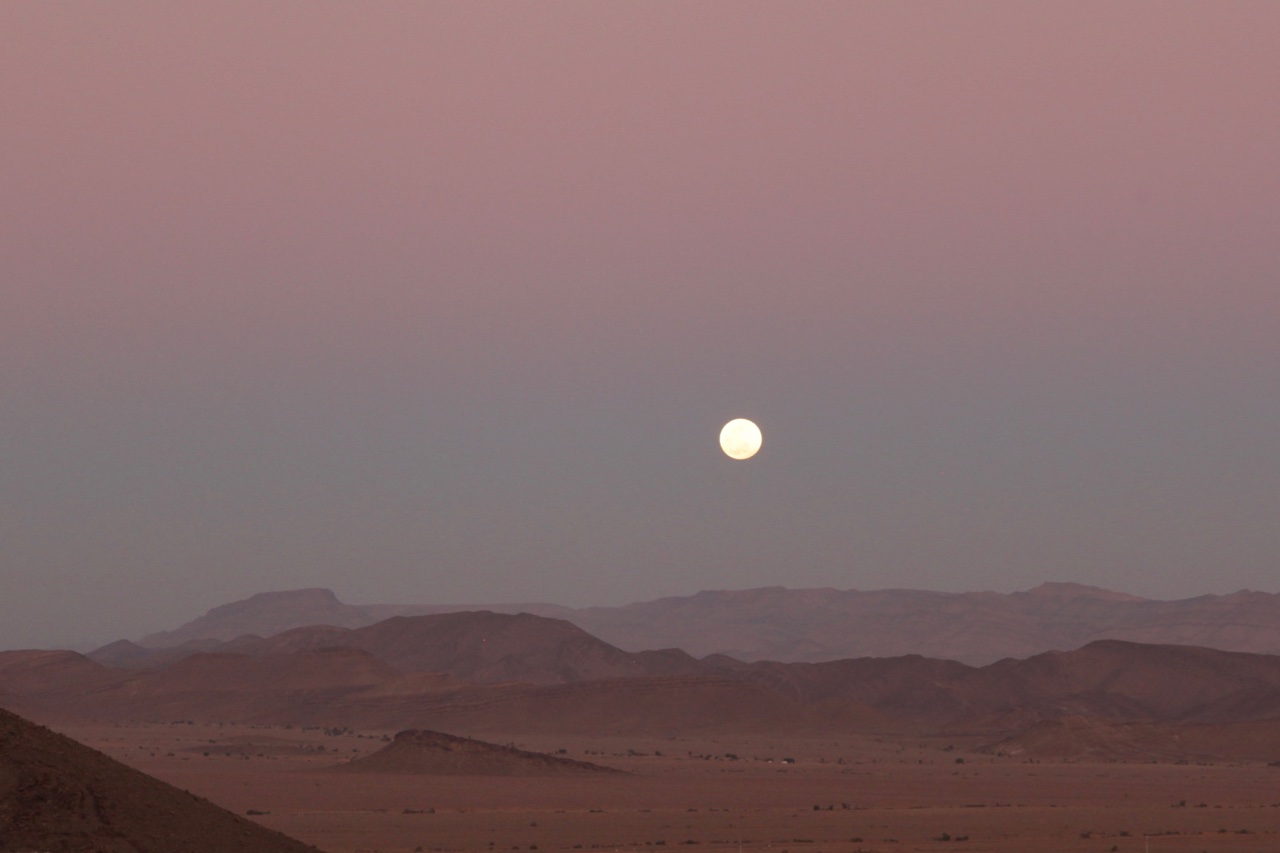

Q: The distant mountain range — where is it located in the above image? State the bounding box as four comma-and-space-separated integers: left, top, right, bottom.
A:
133, 583, 1280, 666
10, 582, 1280, 764
7, 607, 1280, 761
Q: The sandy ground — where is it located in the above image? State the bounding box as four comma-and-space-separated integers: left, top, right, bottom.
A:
51, 721, 1280, 853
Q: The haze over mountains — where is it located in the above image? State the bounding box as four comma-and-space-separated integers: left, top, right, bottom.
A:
133, 583, 1280, 666
2, 604, 1280, 768
7, 583, 1280, 766
3, 608, 1280, 757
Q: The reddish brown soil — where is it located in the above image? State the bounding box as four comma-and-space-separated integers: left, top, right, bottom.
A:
986, 715, 1280, 762
11, 620, 1280, 851
39, 719, 1280, 853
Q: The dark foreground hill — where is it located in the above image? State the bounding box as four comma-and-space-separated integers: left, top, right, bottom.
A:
335, 729, 622, 775
0, 705, 322, 853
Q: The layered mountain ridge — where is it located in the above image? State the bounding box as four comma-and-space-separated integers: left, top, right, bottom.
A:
8, 586, 1280, 764
2, 609, 1280, 752
127, 583, 1280, 667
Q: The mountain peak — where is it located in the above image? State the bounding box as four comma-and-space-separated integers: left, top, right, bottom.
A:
140, 587, 374, 648
1021, 582, 1145, 601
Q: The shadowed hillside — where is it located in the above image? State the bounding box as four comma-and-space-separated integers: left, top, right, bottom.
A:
184, 610, 709, 686
726, 640, 1280, 727
0, 705, 322, 853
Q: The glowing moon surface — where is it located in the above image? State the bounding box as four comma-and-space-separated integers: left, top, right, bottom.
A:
719, 418, 762, 460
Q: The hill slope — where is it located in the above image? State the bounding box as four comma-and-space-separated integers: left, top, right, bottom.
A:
207, 610, 710, 685
0, 705, 321, 853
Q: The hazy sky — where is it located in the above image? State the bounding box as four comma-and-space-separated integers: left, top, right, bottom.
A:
3, 2, 1277, 649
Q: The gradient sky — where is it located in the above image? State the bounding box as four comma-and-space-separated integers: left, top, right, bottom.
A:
3, 2, 1278, 649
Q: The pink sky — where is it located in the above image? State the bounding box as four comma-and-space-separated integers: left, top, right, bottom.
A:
7, 3, 1277, 367
2, 2, 1277, 647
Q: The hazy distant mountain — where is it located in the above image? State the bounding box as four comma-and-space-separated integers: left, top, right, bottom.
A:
135, 587, 570, 651
566, 583, 1280, 665
129, 583, 1280, 666
10, 613, 853, 735
568, 581, 1228, 660
723, 639, 1280, 728
0, 705, 321, 852
16, 615, 1280, 749
204, 610, 710, 685
138, 588, 377, 647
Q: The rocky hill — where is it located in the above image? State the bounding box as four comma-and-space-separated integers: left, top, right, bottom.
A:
0, 705, 322, 852
335, 729, 622, 775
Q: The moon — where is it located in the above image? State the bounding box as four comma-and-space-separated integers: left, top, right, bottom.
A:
719, 418, 762, 460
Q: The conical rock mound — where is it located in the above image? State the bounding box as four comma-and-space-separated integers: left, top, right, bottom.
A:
336, 729, 623, 776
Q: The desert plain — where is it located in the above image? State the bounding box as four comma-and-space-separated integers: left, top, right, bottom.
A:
9, 587, 1280, 852
38, 718, 1280, 853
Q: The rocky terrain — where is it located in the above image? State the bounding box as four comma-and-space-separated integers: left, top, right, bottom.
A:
0, 705, 321, 852
335, 729, 622, 775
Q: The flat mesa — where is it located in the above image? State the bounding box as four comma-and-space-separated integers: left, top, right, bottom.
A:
719, 418, 762, 460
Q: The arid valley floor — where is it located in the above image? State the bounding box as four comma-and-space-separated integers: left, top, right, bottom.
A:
10, 587, 1280, 851
43, 719, 1280, 853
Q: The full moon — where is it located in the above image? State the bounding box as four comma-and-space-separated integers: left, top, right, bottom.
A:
719, 418, 762, 460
